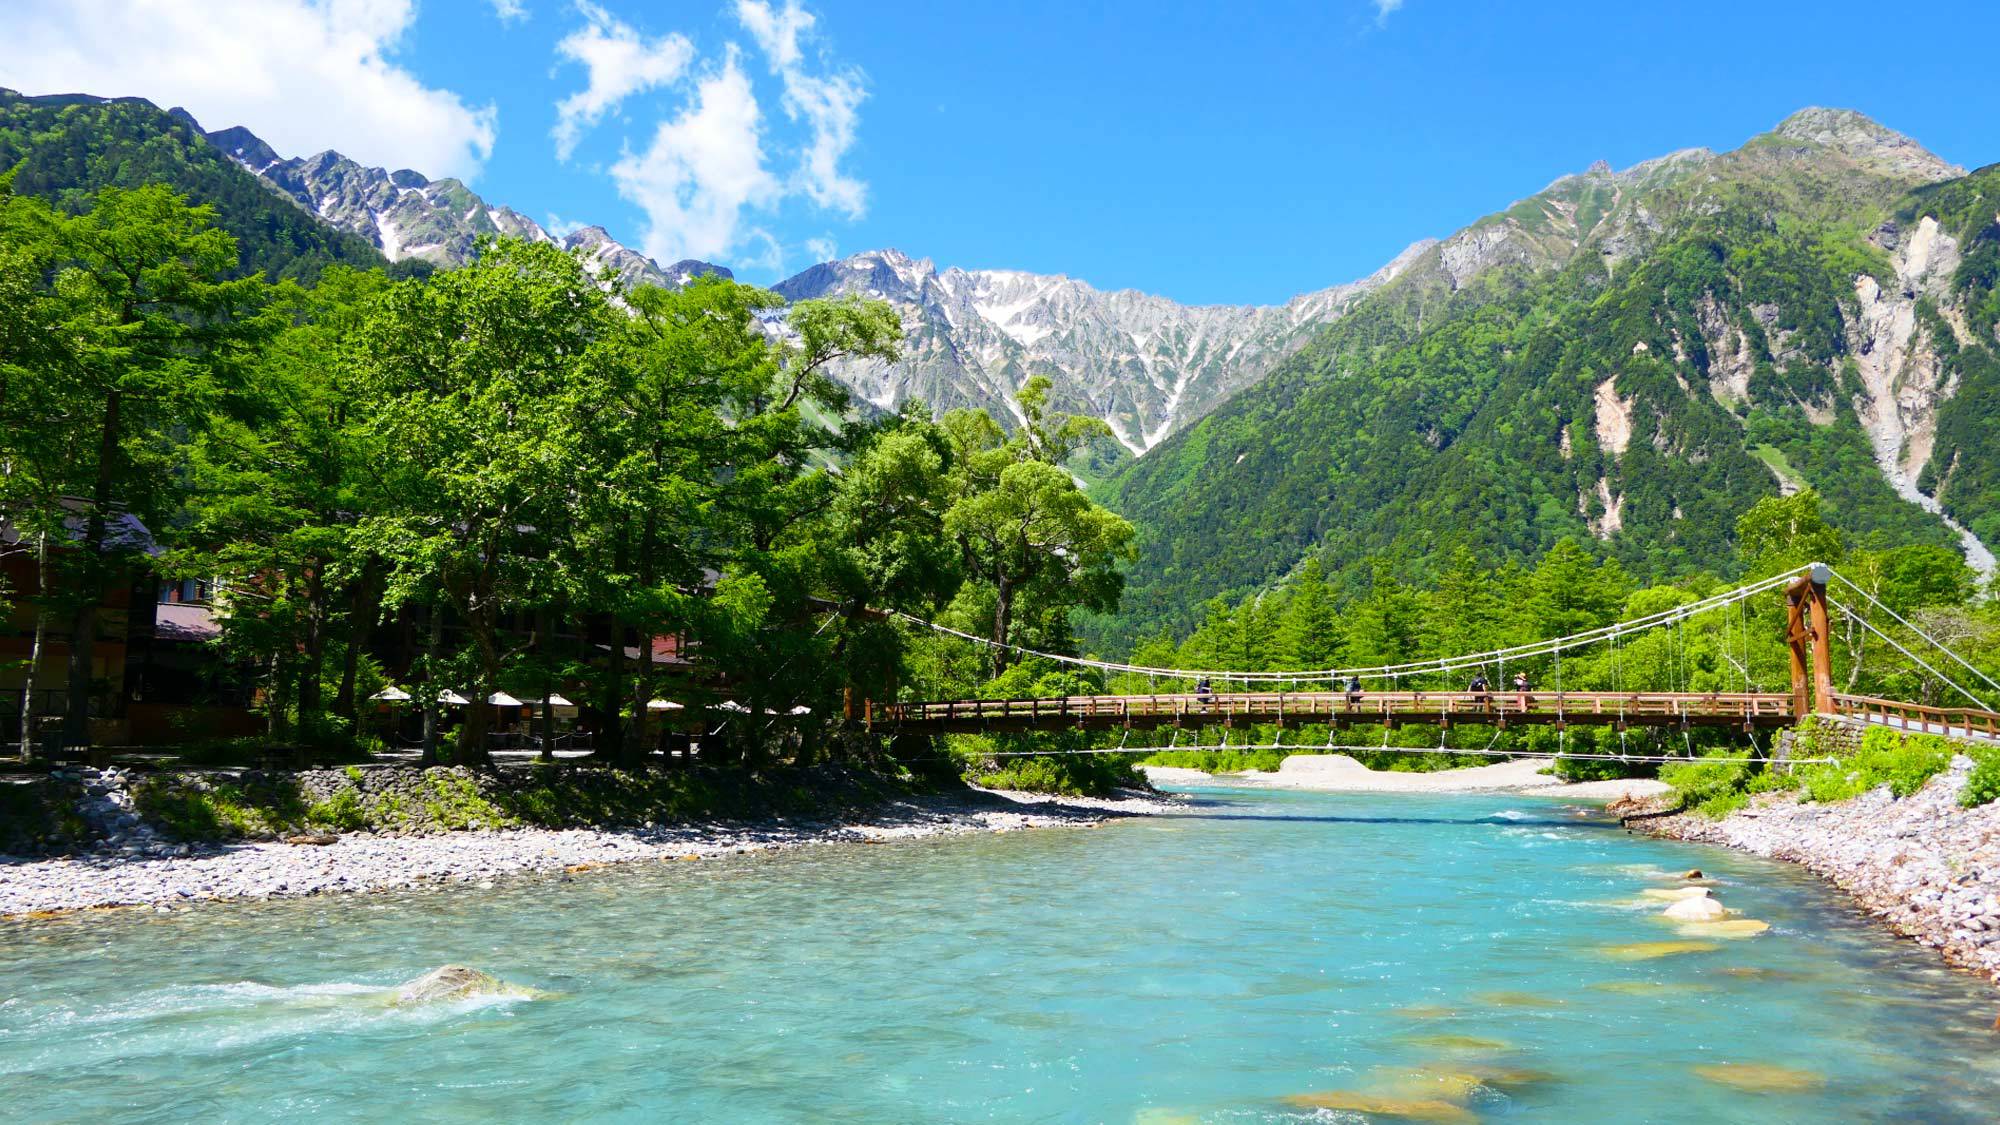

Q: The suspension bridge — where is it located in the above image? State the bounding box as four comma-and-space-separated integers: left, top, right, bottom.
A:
864, 565, 2000, 752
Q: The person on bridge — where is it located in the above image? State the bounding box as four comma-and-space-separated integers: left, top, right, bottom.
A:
1195, 676, 1214, 707
1468, 672, 1489, 704
1345, 675, 1363, 706
1512, 671, 1532, 709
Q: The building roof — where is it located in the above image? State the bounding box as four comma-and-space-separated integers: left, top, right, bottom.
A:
154, 601, 221, 642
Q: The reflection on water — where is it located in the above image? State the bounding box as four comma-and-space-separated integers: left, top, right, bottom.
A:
2, 786, 1997, 1122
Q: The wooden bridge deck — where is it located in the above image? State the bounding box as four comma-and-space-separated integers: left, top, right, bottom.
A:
869, 691, 1798, 735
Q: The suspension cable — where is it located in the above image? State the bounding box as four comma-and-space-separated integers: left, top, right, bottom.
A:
1827, 569, 2000, 698
890, 572, 1793, 684
1826, 595, 1992, 711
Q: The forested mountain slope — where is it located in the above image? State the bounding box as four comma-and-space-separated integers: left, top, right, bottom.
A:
1096, 109, 1998, 645
0, 88, 403, 282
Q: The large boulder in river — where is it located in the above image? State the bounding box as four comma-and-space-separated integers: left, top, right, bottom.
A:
391, 965, 539, 1005
1663, 896, 1728, 922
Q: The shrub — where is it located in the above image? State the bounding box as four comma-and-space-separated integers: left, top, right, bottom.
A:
1962, 749, 2000, 809
306, 787, 367, 832
967, 753, 1141, 797
1660, 755, 1754, 816
1143, 748, 1288, 774
1794, 728, 1953, 803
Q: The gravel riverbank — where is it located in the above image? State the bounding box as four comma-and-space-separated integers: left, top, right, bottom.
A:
1641, 754, 2000, 985
0, 785, 1172, 918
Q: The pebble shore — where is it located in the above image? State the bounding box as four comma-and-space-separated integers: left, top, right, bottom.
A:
0, 785, 1172, 918
1644, 754, 2000, 985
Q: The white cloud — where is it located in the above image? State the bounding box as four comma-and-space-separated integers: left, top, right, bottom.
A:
1373, 0, 1405, 24
735, 0, 866, 217
804, 236, 837, 264
0, 0, 497, 180
610, 52, 779, 265
490, 0, 530, 24
544, 213, 587, 238
552, 2, 695, 161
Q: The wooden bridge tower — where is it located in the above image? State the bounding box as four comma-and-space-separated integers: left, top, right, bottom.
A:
1785, 564, 1836, 716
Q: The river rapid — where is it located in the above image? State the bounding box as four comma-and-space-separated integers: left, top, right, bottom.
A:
3, 786, 1997, 1122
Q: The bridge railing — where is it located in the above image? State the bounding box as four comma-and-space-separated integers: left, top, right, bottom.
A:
873, 690, 1795, 728
1830, 693, 2000, 740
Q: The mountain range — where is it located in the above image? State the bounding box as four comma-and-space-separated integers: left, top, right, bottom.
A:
4, 88, 1995, 645
1095, 107, 2000, 640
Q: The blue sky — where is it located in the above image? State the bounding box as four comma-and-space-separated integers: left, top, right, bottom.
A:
4, 1, 1997, 304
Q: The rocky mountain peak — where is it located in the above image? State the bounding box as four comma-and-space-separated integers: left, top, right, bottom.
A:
188, 117, 724, 288
202, 124, 280, 171
1767, 106, 1963, 182
773, 245, 1425, 451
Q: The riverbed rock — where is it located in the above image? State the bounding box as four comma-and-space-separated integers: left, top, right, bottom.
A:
391, 965, 536, 1005
1691, 1062, 1826, 1093
1663, 896, 1728, 922
1281, 1091, 1476, 1124
1640, 887, 1712, 902
1646, 750, 2000, 984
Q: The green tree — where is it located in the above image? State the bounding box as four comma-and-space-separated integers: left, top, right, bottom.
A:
1, 184, 273, 749
1735, 489, 1844, 578
169, 268, 391, 742
946, 457, 1135, 671
346, 238, 615, 765
1275, 558, 1342, 671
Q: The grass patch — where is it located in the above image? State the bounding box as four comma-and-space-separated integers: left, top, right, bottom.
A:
135, 777, 311, 840
0, 779, 89, 852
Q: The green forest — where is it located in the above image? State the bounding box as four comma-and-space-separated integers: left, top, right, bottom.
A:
0, 175, 1136, 785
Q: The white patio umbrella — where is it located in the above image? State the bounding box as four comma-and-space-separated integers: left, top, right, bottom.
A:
716, 700, 752, 714
786, 705, 812, 716
369, 686, 411, 702
437, 690, 472, 706
488, 691, 525, 707
646, 699, 685, 712
542, 693, 576, 708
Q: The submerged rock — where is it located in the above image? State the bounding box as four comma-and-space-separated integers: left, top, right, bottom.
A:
1392, 1003, 1459, 1020
1280, 1091, 1477, 1123
390, 965, 541, 1006
1692, 1062, 1827, 1093
1589, 980, 1715, 996
1678, 918, 1771, 939
1398, 1033, 1510, 1052
1663, 896, 1728, 922
1597, 940, 1722, 961
1474, 990, 1565, 1009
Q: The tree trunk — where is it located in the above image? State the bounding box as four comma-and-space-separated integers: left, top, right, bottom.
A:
991, 572, 1015, 674
298, 562, 326, 740
631, 626, 652, 767
458, 611, 496, 768
17, 531, 47, 762
61, 599, 100, 751
420, 606, 443, 766
593, 611, 624, 765
334, 562, 376, 720
64, 389, 123, 751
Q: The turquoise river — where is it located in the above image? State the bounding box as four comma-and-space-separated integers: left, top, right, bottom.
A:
3, 786, 1998, 1122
